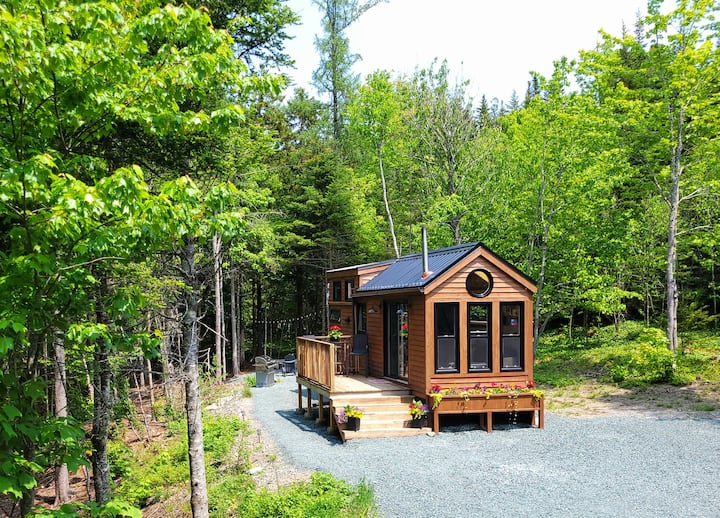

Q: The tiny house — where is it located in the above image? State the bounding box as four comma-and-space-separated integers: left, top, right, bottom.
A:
296, 241, 543, 438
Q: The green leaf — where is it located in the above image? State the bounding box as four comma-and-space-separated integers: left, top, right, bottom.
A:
0, 337, 13, 355
2, 404, 21, 420
18, 471, 36, 490
0, 476, 23, 499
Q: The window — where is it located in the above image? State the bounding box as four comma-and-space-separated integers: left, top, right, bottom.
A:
500, 302, 523, 371
355, 303, 367, 333
468, 303, 491, 372
345, 279, 353, 300
466, 269, 493, 298
435, 303, 459, 373
329, 308, 341, 323
332, 281, 341, 301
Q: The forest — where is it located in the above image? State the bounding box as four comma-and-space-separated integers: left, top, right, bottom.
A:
0, 0, 718, 516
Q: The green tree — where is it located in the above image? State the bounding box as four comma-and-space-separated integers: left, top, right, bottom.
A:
577, 0, 720, 349
0, 0, 250, 512
312, 0, 386, 139
346, 71, 409, 257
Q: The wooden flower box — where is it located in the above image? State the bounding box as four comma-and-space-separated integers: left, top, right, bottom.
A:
428, 393, 544, 433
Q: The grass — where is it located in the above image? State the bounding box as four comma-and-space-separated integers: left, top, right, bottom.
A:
535, 322, 720, 388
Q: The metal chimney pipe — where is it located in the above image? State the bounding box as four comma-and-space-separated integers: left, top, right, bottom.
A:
421, 226, 432, 278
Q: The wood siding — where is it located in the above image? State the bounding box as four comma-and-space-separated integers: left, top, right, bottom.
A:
407, 296, 426, 396
324, 246, 537, 404
422, 256, 535, 395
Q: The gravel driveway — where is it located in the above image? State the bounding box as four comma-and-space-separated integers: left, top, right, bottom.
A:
250, 376, 720, 518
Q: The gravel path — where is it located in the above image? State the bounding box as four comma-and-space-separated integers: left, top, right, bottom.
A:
250, 376, 720, 518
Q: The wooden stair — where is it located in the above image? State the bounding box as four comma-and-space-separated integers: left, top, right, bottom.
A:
331, 391, 431, 442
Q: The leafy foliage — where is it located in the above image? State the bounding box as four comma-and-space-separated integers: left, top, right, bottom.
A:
536, 323, 720, 388
227, 471, 377, 518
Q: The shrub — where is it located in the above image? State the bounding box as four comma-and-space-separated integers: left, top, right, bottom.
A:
107, 440, 134, 480
600, 339, 675, 385
229, 472, 377, 518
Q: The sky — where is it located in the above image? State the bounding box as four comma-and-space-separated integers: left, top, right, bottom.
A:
283, 0, 652, 102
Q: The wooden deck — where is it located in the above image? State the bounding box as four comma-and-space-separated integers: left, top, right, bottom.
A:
295, 372, 429, 441
295, 337, 456, 440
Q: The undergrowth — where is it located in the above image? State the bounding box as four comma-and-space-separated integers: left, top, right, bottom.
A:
210, 472, 377, 517
110, 380, 378, 517
535, 321, 720, 388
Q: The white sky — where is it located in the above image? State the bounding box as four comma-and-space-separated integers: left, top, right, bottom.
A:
283, 0, 652, 102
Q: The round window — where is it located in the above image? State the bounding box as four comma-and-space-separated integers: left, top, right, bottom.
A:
466, 269, 493, 297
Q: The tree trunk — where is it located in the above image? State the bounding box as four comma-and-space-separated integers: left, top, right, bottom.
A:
253, 277, 263, 358
665, 106, 683, 352
230, 269, 239, 377
53, 331, 71, 505
92, 281, 113, 505
19, 440, 36, 516
213, 233, 225, 381
238, 271, 247, 370
377, 143, 400, 258
180, 236, 209, 518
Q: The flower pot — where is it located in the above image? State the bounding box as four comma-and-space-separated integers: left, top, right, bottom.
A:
346, 416, 361, 431
410, 417, 426, 428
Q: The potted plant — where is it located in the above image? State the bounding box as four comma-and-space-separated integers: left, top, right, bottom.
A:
408, 399, 429, 428
328, 324, 342, 341
337, 404, 364, 431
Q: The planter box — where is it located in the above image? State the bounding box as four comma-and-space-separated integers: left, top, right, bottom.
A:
429, 393, 544, 433
346, 416, 361, 431
410, 417, 427, 428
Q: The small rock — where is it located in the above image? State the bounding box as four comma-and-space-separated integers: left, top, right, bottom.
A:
248, 466, 264, 475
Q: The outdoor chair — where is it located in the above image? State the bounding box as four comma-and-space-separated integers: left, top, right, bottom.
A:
283, 353, 296, 376
349, 334, 368, 375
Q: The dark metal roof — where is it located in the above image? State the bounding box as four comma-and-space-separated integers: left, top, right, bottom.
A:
356, 242, 480, 293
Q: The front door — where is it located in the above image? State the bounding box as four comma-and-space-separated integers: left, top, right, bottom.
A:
385, 301, 409, 380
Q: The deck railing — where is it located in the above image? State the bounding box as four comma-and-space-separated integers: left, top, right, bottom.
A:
296, 335, 351, 392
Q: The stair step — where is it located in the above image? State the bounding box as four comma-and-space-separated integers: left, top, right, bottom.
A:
340, 426, 432, 441
331, 395, 414, 406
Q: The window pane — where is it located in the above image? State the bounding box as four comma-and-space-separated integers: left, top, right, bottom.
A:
469, 304, 489, 335
466, 269, 493, 297
435, 303, 458, 373
501, 304, 520, 336
436, 304, 456, 336
468, 303, 490, 372
501, 303, 523, 371
356, 303, 366, 333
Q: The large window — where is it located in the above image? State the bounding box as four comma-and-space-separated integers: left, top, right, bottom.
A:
435, 303, 459, 373
500, 302, 523, 371
468, 303, 491, 372
332, 281, 342, 301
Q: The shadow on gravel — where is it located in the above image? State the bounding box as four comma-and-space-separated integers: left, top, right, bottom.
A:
274, 408, 343, 445
438, 412, 536, 433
